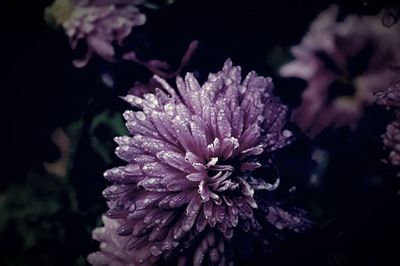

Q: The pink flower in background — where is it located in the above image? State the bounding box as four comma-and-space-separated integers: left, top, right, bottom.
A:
88, 60, 308, 265
46, 0, 146, 67
376, 82, 400, 167
382, 121, 400, 166
280, 5, 400, 136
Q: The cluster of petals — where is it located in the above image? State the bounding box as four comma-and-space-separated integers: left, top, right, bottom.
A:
88, 60, 308, 265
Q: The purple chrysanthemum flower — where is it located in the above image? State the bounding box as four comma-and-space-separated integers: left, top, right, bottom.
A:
280, 5, 400, 136
89, 60, 308, 265
45, 0, 145, 67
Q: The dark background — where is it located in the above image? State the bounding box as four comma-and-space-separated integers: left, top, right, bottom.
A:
2, 0, 400, 265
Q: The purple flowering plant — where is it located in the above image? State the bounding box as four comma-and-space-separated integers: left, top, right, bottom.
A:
88, 60, 309, 265
84, 4, 400, 265
4, 1, 400, 265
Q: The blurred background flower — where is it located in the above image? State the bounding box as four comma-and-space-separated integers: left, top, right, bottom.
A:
280, 5, 400, 136
45, 0, 146, 67
382, 120, 400, 166
376, 82, 400, 167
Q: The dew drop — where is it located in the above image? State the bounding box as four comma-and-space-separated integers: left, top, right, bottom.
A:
129, 204, 136, 212
209, 74, 218, 82
282, 129, 292, 138
183, 224, 190, 231
164, 103, 175, 115
133, 135, 143, 140
135, 111, 146, 121
239, 85, 246, 94
122, 145, 129, 151
134, 97, 143, 105
224, 78, 232, 86
111, 168, 119, 174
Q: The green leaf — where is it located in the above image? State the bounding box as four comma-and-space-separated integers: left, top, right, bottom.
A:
89, 109, 128, 164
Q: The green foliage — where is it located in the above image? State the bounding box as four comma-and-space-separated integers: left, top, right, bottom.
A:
0, 110, 112, 265
89, 108, 128, 165
0, 171, 76, 265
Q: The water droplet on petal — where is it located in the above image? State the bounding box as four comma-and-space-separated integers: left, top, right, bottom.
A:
282, 129, 292, 138
135, 111, 146, 121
